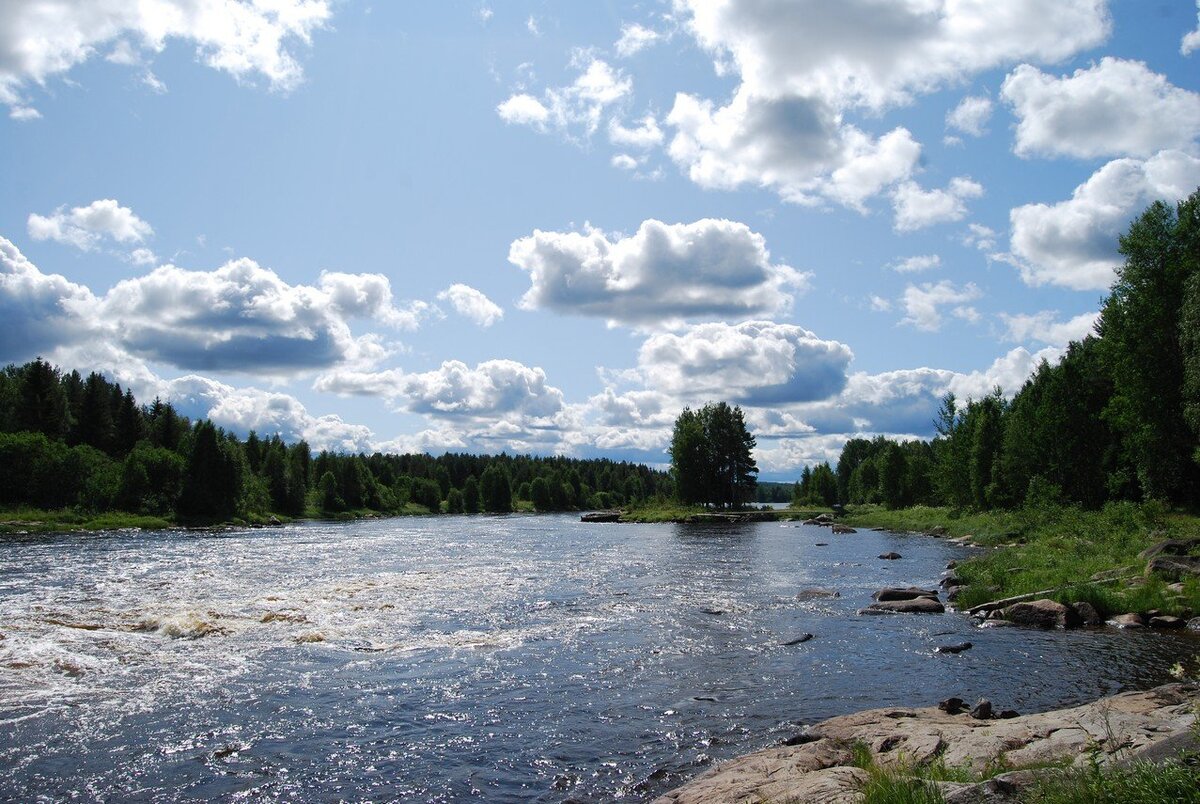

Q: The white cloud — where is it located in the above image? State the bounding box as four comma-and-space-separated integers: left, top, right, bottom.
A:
315, 359, 564, 422
476, 5, 493, 24
892, 177, 983, 231
615, 23, 661, 57
869, 295, 891, 312
890, 254, 941, 274
667, 88, 921, 209
964, 223, 998, 252
1000, 310, 1099, 347
436, 284, 503, 327
508, 218, 810, 328
0, 0, 332, 116
678, 0, 1110, 111
496, 58, 632, 140
946, 95, 992, 137
608, 114, 664, 148
636, 320, 853, 404
947, 346, 1062, 401
0, 236, 101, 363
900, 280, 982, 332
129, 248, 158, 266
27, 199, 153, 250
1184, 2, 1200, 55
611, 153, 640, 171
1008, 149, 1200, 289
526, 16, 540, 36
1002, 58, 1200, 159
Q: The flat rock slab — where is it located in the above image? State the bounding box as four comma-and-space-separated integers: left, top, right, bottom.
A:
862, 597, 946, 614
653, 683, 1200, 804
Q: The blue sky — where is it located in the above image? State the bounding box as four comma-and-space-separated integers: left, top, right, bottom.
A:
2, 1, 1199, 479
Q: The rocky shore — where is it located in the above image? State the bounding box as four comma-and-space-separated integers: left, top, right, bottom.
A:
653, 683, 1200, 804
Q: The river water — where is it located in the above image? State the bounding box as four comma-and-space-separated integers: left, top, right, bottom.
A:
1, 515, 1197, 802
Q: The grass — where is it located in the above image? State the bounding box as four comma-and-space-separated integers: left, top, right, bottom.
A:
0, 507, 173, 534
843, 501, 1200, 618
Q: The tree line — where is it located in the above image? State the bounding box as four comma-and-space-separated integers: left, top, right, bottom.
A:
0, 360, 670, 521
796, 190, 1200, 512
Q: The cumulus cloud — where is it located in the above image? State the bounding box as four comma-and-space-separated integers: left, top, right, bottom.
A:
1002, 58, 1200, 159
946, 95, 992, 137
27, 199, 153, 250
1008, 149, 1200, 289
315, 359, 564, 421
0, 236, 101, 363
889, 254, 941, 274
964, 223, 998, 252
436, 284, 503, 327
1185, 3, 1200, 55
636, 320, 853, 404
679, 0, 1110, 111
508, 218, 810, 328
892, 177, 983, 231
0, 0, 332, 117
608, 113, 664, 148
900, 281, 982, 332
615, 23, 661, 57
497, 58, 632, 139
666, 88, 921, 208
1000, 310, 1099, 347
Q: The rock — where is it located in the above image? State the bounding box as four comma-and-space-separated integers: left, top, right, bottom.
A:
1108, 612, 1145, 628
935, 642, 973, 654
1138, 537, 1200, 561
801, 518, 822, 525
941, 769, 1043, 804
928, 525, 949, 537
1188, 617, 1200, 631
580, 511, 620, 523
945, 560, 958, 570
978, 619, 1014, 628
938, 697, 967, 714
795, 587, 840, 600
863, 597, 946, 615
878, 552, 902, 560
1001, 599, 1081, 629
268, 515, 282, 526
874, 587, 940, 602
814, 542, 829, 546
998, 709, 1020, 719
701, 608, 724, 616
970, 699, 993, 720
1146, 554, 1200, 581
939, 572, 960, 587
946, 586, 964, 602
782, 633, 815, 646
782, 733, 820, 747
1069, 601, 1103, 626
1149, 615, 1185, 629
831, 524, 857, 534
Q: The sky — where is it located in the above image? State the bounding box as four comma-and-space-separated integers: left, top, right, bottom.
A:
2, 1, 1199, 480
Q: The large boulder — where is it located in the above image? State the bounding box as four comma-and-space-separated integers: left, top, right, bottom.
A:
1070, 601, 1103, 626
862, 597, 945, 614
1138, 537, 1200, 560
874, 587, 939, 602
1107, 612, 1145, 628
1146, 554, 1200, 581
1001, 599, 1081, 629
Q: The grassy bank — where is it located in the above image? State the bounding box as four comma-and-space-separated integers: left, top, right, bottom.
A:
843, 502, 1200, 618
615, 503, 836, 523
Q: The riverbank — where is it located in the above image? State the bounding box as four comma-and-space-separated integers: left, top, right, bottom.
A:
609, 503, 835, 523
654, 682, 1200, 803
842, 503, 1200, 620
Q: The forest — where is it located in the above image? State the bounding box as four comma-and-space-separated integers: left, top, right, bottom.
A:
0, 361, 669, 522
794, 190, 1200, 513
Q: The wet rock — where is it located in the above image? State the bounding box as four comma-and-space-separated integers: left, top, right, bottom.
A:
1146, 554, 1200, 581
268, 515, 282, 526
1108, 612, 1145, 628
782, 633, 815, 646
694, 695, 718, 702
863, 597, 945, 615
831, 524, 857, 534
701, 608, 724, 616
801, 518, 822, 525
1001, 599, 1081, 629
945, 560, 958, 570
978, 618, 1014, 628
782, 732, 820, 746
814, 542, 829, 546
935, 642, 973, 654
939, 572, 960, 587
581, 511, 621, 523
1188, 617, 1200, 631
795, 587, 840, 600
1149, 615, 1185, 629
969, 699, 993, 720
1070, 601, 1103, 627
874, 587, 940, 602
945, 586, 964, 602
938, 697, 967, 714
928, 525, 949, 537
878, 552, 902, 560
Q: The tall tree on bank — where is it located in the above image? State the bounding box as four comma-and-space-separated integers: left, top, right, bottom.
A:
669, 402, 758, 509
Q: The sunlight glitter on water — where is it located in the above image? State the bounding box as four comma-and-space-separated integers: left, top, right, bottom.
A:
1, 515, 1197, 802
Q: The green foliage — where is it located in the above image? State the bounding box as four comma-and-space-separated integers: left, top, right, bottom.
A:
1024, 760, 1200, 803
480, 464, 513, 512
669, 402, 758, 508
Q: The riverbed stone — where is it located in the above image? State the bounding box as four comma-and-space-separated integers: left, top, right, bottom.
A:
1108, 612, 1145, 628
1189, 617, 1200, 630
1001, 599, 1080, 629
935, 642, 973, 654
874, 587, 939, 602
830, 524, 856, 534
1149, 615, 1185, 629
654, 684, 1200, 804
863, 597, 945, 615
1069, 601, 1103, 626
878, 552, 902, 560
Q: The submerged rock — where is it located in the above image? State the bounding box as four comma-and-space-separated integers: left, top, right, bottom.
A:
795, 587, 840, 600
862, 597, 945, 615
1108, 612, 1145, 628
873, 587, 939, 602
935, 642, 973, 654
830, 524, 857, 534
878, 552, 902, 560
1149, 615, 1185, 629
1070, 601, 1103, 626
781, 633, 814, 646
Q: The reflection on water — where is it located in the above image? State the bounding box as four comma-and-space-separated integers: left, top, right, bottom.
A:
0, 515, 1196, 802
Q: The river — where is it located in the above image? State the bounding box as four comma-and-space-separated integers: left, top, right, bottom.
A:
1, 515, 1197, 802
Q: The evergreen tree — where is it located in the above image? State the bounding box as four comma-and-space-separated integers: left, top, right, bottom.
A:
480, 463, 513, 512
